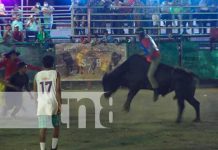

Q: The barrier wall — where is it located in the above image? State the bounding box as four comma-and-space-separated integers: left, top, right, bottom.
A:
0, 42, 217, 81
55, 43, 126, 81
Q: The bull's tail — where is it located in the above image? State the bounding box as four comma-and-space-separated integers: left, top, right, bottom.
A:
173, 72, 199, 100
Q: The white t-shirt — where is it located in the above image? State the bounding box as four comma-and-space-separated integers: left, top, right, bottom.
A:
11, 20, 23, 31
35, 70, 58, 116
0, 3, 6, 15
26, 20, 38, 31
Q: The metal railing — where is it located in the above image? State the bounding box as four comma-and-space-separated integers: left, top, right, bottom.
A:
0, 5, 218, 41
71, 4, 218, 41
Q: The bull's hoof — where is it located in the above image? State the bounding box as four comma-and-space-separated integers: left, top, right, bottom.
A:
193, 118, 201, 123
104, 93, 111, 99
176, 119, 182, 124
123, 103, 130, 112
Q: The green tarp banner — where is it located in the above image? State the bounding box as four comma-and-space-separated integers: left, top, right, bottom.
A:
127, 41, 218, 79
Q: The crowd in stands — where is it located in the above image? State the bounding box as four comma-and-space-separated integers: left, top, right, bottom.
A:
0, 0, 53, 47
0, 0, 218, 45
71, 0, 218, 36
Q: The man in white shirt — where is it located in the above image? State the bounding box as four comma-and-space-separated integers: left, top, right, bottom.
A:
25, 15, 38, 41
0, 0, 6, 36
11, 15, 23, 31
0, 0, 6, 16
34, 55, 61, 150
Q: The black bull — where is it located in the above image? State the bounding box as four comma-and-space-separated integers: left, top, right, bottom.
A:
102, 54, 200, 123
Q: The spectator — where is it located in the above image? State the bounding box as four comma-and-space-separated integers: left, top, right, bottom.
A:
31, 2, 43, 25
198, 0, 209, 34
150, 0, 160, 35
3, 24, 13, 43
36, 26, 49, 43
11, 15, 23, 31
11, 4, 22, 20
0, 0, 6, 36
170, 0, 183, 34
80, 36, 90, 44
90, 33, 100, 46
100, 30, 114, 43
111, 0, 123, 34
181, 0, 192, 34
209, 0, 218, 27
133, 0, 145, 28
160, 0, 172, 35
12, 25, 23, 42
31, 2, 42, 16
89, 0, 99, 34
42, 1, 54, 30
122, 0, 134, 34
72, 0, 81, 35
25, 15, 38, 41
36, 26, 52, 49
80, 15, 87, 35
99, 0, 112, 34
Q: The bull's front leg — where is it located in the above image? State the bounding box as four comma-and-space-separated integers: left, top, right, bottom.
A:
124, 89, 139, 112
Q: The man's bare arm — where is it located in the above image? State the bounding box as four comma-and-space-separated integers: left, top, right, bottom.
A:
56, 72, 62, 113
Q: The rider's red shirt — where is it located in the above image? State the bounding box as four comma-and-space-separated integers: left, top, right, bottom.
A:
140, 38, 160, 62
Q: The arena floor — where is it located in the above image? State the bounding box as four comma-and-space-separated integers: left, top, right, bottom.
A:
0, 88, 218, 150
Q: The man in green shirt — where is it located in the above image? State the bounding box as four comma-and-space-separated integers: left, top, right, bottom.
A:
36, 26, 50, 44
36, 26, 53, 50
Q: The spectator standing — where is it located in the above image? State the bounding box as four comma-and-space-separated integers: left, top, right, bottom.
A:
198, 0, 209, 34
170, 0, 183, 34
70, 0, 80, 35
42, 1, 54, 30
3, 24, 13, 43
80, 15, 87, 35
111, 0, 123, 34
12, 25, 23, 42
149, 0, 160, 35
122, 0, 134, 34
89, 0, 99, 34
209, 0, 218, 27
11, 4, 22, 20
160, 0, 172, 35
11, 15, 23, 31
25, 15, 38, 41
31, 2, 43, 26
0, 0, 6, 36
133, 0, 145, 28
181, 0, 192, 34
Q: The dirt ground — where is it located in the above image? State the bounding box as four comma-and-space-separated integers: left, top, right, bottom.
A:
0, 88, 218, 150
